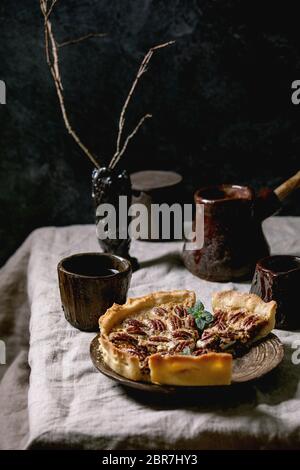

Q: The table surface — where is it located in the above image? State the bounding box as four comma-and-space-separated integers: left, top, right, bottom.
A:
0, 217, 300, 450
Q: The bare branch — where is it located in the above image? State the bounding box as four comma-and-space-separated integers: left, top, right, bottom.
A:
46, 0, 59, 19
40, 0, 174, 172
110, 114, 152, 169
40, 0, 100, 168
109, 40, 174, 169
58, 32, 107, 48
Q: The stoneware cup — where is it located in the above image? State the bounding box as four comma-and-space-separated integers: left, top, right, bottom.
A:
57, 252, 132, 331
250, 255, 300, 330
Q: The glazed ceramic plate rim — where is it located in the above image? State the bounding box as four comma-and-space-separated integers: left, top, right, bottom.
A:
90, 333, 284, 393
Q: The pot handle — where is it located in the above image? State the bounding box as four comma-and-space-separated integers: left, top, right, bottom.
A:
274, 170, 300, 201
255, 170, 300, 221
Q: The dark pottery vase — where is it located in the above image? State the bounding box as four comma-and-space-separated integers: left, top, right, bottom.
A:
92, 167, 139, 270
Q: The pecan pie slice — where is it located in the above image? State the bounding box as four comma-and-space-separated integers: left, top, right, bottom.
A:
194, 290, 277, 357
99, 290, 232, 386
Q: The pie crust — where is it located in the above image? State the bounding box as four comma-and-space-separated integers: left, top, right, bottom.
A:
99, 290, 232, 386
149, 352, 232, 386
99, 289, 276, 386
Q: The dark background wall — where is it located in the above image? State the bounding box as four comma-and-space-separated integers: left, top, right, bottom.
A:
0, 0, 299, 266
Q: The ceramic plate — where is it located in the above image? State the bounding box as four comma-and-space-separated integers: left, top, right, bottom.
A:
90, 333, 284, 393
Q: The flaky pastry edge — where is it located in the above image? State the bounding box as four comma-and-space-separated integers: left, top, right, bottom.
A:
99, 290, 233, 385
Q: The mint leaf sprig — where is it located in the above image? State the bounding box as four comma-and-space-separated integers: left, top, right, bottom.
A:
188, 301, 214, 334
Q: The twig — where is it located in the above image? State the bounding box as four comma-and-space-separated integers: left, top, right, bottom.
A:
46, 0, 58, 19
40, 0, 174, 171
40, 0, 100, 168
57, 32, 107, 48
109, 40, 175, 169
113, 113, 152, 165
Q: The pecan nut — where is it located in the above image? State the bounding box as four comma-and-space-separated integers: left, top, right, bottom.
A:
185, 314, 196, 328
110, 332, 138, 345
125, 318, 146, 328
174, 305, 184, 317
193, 348, 209, 356
152, 307, 167, 316
148, 318, 166, 332
148, 335, 169, 342
229, 311, 244, 324
169, 314, 182, 330
171, 340, 193, 353
243, 315, 257, 328
216, 321, 227, 331
172, 329, 194, 340
126, 345, 147, 359
126, 325, 147, 335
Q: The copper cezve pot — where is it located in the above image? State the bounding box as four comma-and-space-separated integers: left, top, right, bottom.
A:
182, 171, 300, 282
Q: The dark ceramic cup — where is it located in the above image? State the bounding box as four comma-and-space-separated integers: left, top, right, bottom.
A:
250, 255, 300, 330
57, 253, 132, 331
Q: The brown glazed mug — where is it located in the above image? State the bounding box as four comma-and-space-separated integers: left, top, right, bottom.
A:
250, 255, 300, 330
57, 253, 132, 331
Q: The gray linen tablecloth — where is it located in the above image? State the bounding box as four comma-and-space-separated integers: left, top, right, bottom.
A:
0, 217, 300, 450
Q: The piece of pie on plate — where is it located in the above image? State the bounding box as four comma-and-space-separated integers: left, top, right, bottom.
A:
99, 289, 276, 386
